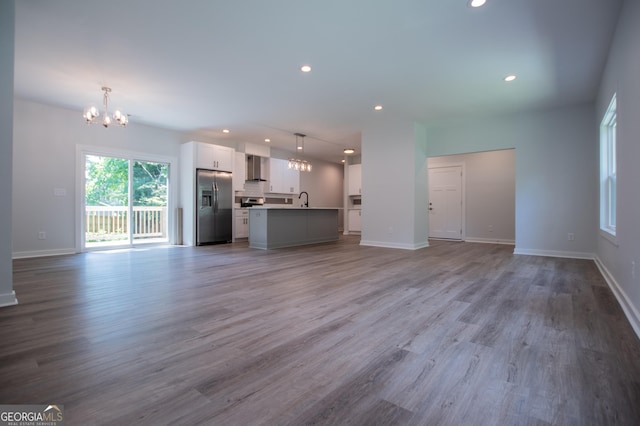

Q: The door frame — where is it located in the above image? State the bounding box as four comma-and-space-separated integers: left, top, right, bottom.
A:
75, 144, 178, 252
427, 161, 466, 241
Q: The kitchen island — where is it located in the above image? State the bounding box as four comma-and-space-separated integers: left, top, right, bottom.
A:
248, 207, 339, 249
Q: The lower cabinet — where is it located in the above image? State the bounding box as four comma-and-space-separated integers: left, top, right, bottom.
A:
235, 210, 249, 239
348, 209, 362, 232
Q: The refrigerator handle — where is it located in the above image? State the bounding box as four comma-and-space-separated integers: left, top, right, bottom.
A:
213, 182, 218, 213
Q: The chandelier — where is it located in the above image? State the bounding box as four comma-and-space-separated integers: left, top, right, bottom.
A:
288, 133, 312, 172
83, 87, 128, 128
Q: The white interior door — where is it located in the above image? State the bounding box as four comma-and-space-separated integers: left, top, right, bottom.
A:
429, 166, 463, 240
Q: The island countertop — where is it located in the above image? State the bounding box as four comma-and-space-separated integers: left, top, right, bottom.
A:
248, 206, 342, 210
248, 208, 339, 249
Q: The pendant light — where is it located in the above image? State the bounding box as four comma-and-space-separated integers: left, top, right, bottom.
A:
288, 133, 312, 172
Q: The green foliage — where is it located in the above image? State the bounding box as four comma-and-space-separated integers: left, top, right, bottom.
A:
85, 156, 168, 207
133, 161, 168, 206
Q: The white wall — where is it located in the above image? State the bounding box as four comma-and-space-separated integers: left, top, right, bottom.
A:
427, 104, 598, 257
0, 1, 17, 307
12, 98, 183, 257
361, 119, 428, 249
596, 0, 640, 335
429, 150, 516, 244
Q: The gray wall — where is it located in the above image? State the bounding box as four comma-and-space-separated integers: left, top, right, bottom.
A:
429, 149, 516, 243
596, 0, 640, 334
426, 103, 598, 257
0, 1, 16, 306
299, 159, 344, 227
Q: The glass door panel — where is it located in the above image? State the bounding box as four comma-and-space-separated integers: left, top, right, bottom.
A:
84, 155, 130, 247
132, 160, 169, 244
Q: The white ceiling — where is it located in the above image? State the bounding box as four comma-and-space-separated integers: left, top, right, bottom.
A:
14, 0, 622, 163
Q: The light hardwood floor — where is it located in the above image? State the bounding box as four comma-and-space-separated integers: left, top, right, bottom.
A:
1, 237, 639, 425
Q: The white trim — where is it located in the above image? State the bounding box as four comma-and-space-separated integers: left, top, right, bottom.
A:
13, 248, 77, 259
513, 248, 594, 260
594, 256, 640, 339
360, 240, 429, 250
0, 291, 18, 308
464, 237, 515, 245
599, 229, 618, 247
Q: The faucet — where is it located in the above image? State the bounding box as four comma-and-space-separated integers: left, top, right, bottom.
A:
299, 191, 309, 208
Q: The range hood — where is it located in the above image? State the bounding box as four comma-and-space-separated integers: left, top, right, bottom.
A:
246, 155, 267, 181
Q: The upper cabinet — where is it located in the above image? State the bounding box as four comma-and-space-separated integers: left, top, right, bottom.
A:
267, 158, 300, 194
195, 143, 234, 172
348, 164, 362, 196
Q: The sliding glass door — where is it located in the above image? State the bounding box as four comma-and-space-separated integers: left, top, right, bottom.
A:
83, 154, 170, 249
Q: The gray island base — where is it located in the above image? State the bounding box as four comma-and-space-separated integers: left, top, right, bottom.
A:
248, 208, 339, 249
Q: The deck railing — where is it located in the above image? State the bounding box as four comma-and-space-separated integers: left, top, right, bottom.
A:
85, 206, 167, 241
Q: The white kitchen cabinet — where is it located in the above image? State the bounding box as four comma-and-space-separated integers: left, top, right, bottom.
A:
267, 158, 299, 194
284, 165, 300, 194
233, 152, 246, 191
348, 164, 362, 196
196, 143, 234, 171
348, 209, 362, 232
235, 209, 249, 239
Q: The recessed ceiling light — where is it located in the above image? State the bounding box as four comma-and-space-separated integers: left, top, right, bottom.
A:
341, 159, 345, 163
504, 74, 517, 82
300, 65, 312, 73
374, 105, 383, 111
470, 0, 487, 7
264, 138, 271, 143
343, 148, 355, 154
222, 129, 230, 133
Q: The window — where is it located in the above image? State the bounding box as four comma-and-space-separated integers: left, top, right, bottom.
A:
600, 94, 617, 237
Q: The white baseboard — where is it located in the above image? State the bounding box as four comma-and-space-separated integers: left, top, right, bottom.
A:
464, 237, 515, 245
594, 256, 640, 339
13, 248, 77, 259
360, 240, 429, 250
513, 248, 594, 260
0, 291, 18, 307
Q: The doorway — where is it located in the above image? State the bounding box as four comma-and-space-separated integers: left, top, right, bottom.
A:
82, 153, 170, 249
428, 166, 463, 240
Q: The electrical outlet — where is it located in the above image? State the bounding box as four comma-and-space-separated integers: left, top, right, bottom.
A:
38, 231, 46, 240
488, 225, 494, 233
567, 233, 574, 241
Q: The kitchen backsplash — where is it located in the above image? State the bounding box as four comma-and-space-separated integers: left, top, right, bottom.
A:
241, 181, 265, 198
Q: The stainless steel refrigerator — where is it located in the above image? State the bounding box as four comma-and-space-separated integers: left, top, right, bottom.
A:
196, 169, 233, 245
